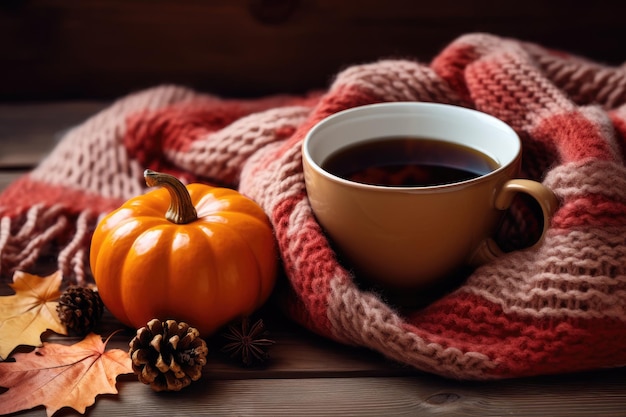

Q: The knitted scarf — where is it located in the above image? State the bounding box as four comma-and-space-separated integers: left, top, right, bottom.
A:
2, 33, 626, 380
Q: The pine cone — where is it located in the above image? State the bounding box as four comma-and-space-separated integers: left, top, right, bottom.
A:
56, 285, 104, 336
129, 319, 209, 392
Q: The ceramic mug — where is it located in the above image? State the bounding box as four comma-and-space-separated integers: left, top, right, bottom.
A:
302, 102, 558, 292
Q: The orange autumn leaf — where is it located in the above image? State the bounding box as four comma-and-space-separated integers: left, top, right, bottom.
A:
0, 333, 133, 416
0, 270, 67, 360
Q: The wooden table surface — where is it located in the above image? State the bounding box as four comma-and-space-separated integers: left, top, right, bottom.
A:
1, 102, 626, 417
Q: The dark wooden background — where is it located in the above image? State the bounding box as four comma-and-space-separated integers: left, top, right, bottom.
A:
1, 0, 625, 101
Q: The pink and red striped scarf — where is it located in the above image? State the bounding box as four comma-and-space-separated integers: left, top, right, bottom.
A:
2, 33, 626, 379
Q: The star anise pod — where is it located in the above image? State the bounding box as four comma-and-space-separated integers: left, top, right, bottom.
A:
220, 316, 275, 367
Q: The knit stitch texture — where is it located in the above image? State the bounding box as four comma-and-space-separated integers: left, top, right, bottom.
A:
2, 33, 626, 379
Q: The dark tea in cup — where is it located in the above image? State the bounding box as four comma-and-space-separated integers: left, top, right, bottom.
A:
321, 137, 499, 187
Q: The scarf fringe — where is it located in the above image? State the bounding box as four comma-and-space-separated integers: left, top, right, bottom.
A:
0, 205, 98, 285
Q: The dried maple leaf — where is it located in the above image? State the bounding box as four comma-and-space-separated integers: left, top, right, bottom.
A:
0, 270, 67, 360
0, 333, 133, 416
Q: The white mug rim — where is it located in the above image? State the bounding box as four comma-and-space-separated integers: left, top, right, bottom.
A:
302, 102, 521, 191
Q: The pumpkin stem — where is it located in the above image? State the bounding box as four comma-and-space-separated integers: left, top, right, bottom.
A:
144, 169, 198, 224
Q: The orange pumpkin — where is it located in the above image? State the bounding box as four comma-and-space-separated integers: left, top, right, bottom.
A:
90, 170, 278, 336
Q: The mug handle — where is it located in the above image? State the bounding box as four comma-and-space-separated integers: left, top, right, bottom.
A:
470, 179, 559, 265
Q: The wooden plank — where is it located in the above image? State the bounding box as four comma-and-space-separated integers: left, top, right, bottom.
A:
10, 371, 626, 417
0, 171, 24, 191
0, 102, 107, 167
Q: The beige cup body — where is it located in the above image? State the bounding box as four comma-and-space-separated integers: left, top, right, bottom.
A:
302, 102, 555, 290
304, 156, 519, 287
